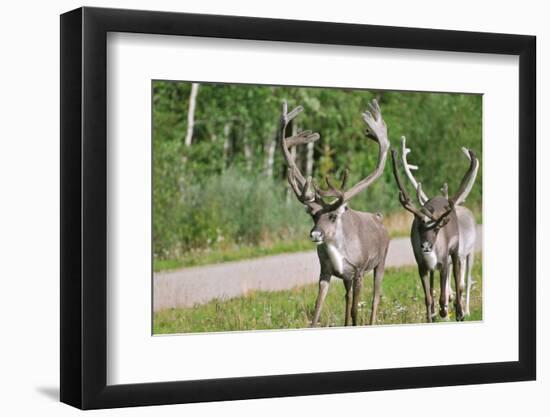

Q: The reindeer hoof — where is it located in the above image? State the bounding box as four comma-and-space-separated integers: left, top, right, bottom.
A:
439, 306, 448, 318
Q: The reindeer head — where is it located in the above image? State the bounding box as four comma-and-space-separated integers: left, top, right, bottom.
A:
308, 204, 348, 245
390, 137, 479, 254
412, 196, 455, 253
279, 99, 389, 246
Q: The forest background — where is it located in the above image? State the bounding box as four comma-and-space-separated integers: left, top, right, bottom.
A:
152, 81, 482, 270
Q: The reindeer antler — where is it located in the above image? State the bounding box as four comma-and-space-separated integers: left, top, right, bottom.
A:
280, 102, 322, 210
314, 100, 390, 204
340, 99, 390, 203
401, 136, 429, 204
392, 146, 477, 228
450, 148, 479, 206
402, 137, 478, 207
440, 182, 449, 199
309, 169, 349, 213
391, 150, 438, 221
450, 148, 479, 205
281, 99, 390, 214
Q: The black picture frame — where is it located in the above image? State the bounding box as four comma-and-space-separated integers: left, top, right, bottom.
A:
60, 6, 536, 410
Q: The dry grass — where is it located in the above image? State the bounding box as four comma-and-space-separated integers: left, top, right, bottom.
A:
383, 211, 414, 238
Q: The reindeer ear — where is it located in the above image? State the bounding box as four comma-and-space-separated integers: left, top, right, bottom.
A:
337, 203, 348, 215
305, 206, 315, 215
437, 217, 451, 230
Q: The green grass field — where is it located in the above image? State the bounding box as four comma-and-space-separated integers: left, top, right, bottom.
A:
154, 255, 482, 334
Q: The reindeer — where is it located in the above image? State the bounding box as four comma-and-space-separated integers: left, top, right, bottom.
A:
399, 137, 479, 317
279, 99, 390, 327
390, 139, 479, 322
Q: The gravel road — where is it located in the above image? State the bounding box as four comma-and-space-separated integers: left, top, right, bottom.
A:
153, 226, 482, 312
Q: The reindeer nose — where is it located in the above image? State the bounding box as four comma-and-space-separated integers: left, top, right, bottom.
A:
310, 230, 323, 242
421, 242, 432, 252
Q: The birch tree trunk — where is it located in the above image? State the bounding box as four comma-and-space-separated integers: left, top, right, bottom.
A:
243, 124, 252, 172
306, 140, 314, 178
184, 83, 200, 147
223, 123, 231, 169
286, 122, 298, 203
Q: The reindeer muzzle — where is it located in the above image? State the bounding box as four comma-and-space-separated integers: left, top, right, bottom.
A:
310, 230, 324, 244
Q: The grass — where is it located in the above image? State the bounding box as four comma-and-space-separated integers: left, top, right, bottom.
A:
154, 239, 313, 272
154, 255, 483, 334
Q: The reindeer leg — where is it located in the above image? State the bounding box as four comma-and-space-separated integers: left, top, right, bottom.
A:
439, 264, 449, 319
452, 254, 465, 321
343, 279, 353, 326
446, 263, 454, 302
465, 252, 474, 316
447, 257, 455, 304
351, 273, 364, 326
370, 264, 385, 325
447, 282, 454, 302
429, 271, 436, 318
419, 267, 432, 323
311, 275, 331, 327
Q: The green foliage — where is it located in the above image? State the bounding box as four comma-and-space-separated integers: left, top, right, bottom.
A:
153, 81, 482, 260
153, 168, 310, 258
153, 256, 483, 333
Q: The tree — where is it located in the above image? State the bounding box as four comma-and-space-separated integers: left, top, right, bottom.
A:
184, 83, 200, 147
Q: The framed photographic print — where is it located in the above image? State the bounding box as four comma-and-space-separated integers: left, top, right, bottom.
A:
60, 6, 536, 410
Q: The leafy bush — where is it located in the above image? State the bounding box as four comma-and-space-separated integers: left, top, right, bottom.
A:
153, 168, 310, 258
